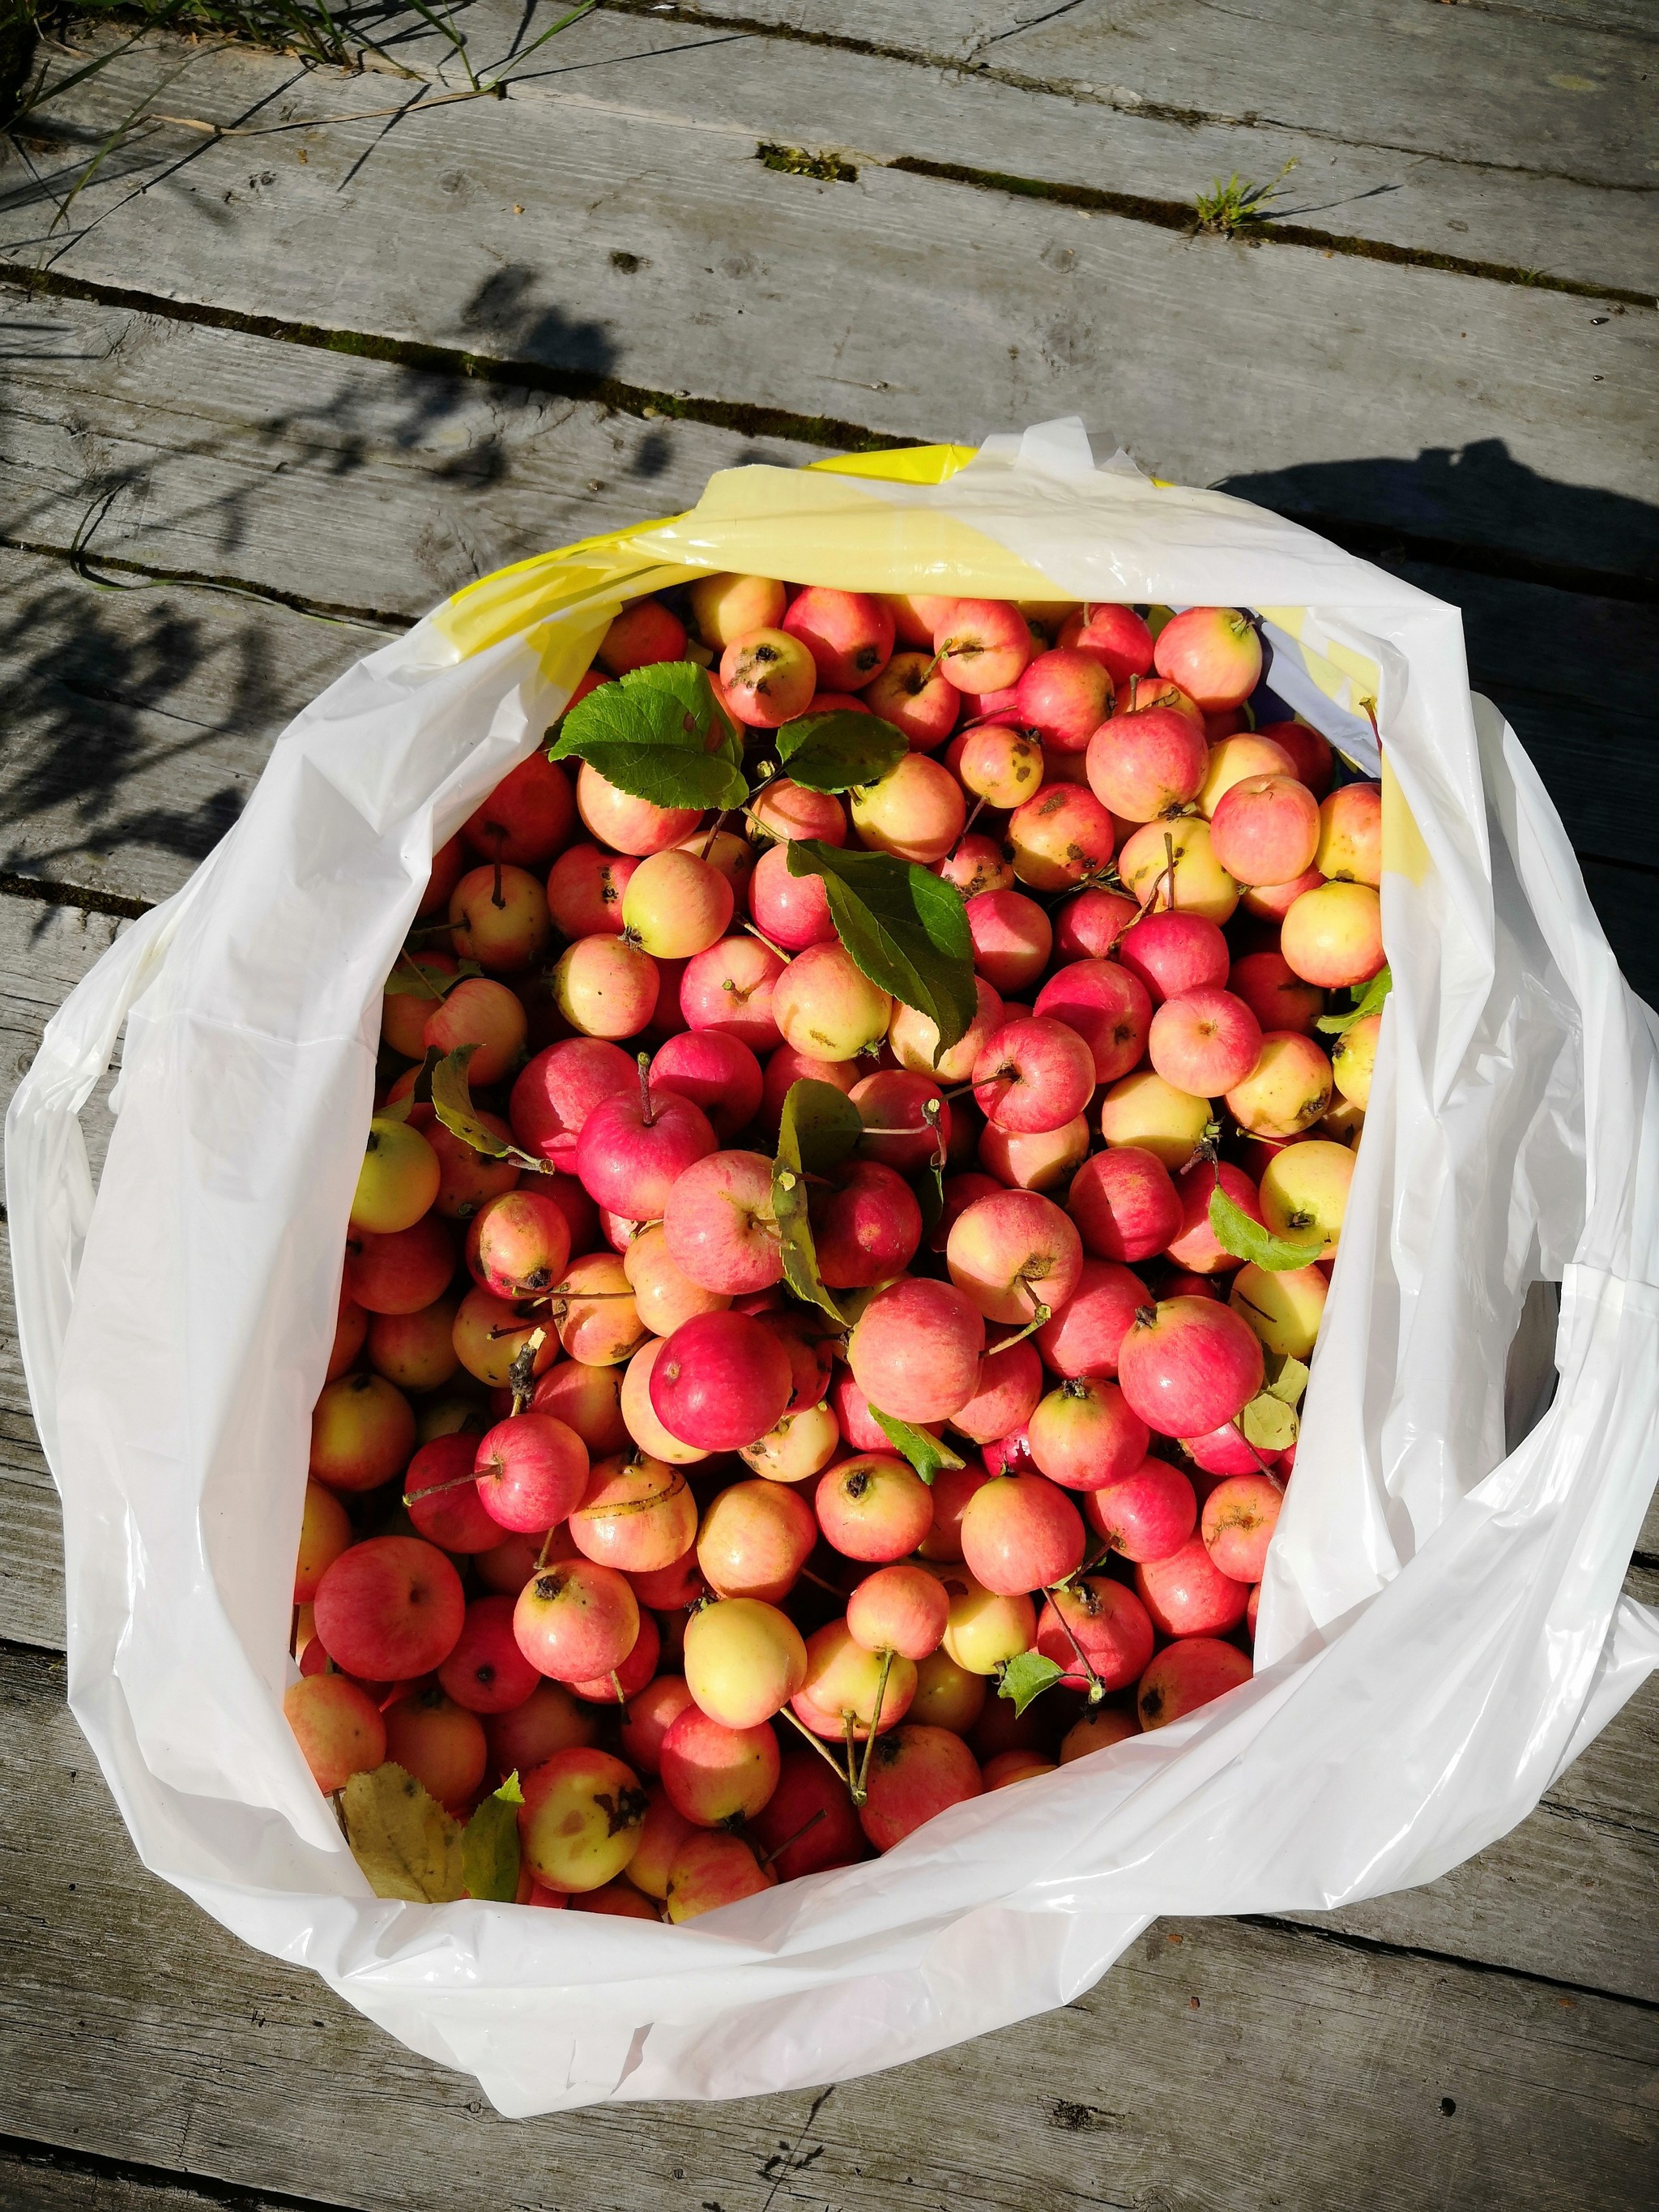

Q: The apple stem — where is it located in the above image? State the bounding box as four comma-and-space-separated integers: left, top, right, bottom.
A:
1227, 1416, 1275, 1475
1161, 831, 1178, 913
842, 1710, 862, 1799
491, 858, 505, 911
394, 950, 447, 1002
508, 1329, 545, 1416
402, 1469, 482, 1505
700, 808, 731, 860
778, 1704, 855, 1788
532, 1527, 557, 1572
754, 1806, 825, 1872
742, 920, 790, 963
994, 1282, 1054, 1353
957, 794, 986, 843
1046, 1590, 1107, 1703
610, 1669, 626, 1706
852, 1648, 893, 1803
795, 1565, 846, 1597
637, 1052, 655, 1128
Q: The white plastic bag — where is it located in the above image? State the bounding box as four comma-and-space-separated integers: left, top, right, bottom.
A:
10, 421, 1658, 2116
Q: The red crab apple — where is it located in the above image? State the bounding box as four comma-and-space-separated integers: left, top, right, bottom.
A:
295, 1481, 352, 1602
510, 1037, 636, 1164
419, 832, 467, 920
665, 1830, 775, 1921
573, 1880, 659, 1919
759, 1044, 857, 1129
577, 761, 701, 857
1256, 720, 1333, 796
720, 627, 817, 726
465, 1189, 572, 1300
437, 1593, 543, 1714
1165, 1160, 1265, 1275
1007, 785, 1115, 892
850, 1069, 951, 1176
1060, 1705, 1139, 1761
1180, 1420, 1282, 1478
1064, 602, 1156, 685
569, 1604, 662, 1704
314, 1535, 465, 1680
966, 889, 1054, 995
326, 1288, 368, 1382
659, 1705, 781, 1826
1035, 1576, 1156, 1693
569, 1453, 699, 1573
627, 1540, 706, 1612
934, 599, 1033, 694
860, 651, 960, 749
791, 1620, 917, 1740
1316, 781, 1383, 886
881, 591, 958, 649
848, 1563, 952, 1660
748, 840, 835, 950
1210, 773, 1321, 887
909, 1646, 988, 1732
1148, 987, 1264, 1098
1118, 911, 1230, 1004
1117, 816, 1239, 924
621, 848, 735, 959
1137, 1637, 1252, 1729
513, 1557, 640, 1683
548, 843, 636, 938
420, 977, 529, 1087
520, 1746, 648, 1891
851, 753, 966, 865
959, 1473, 1085, 1596
463, 750, 575, 870
1260, 1139, 1354, 1257
815, 1160, 923, 1288
1225, 1031, 1333, 1137
1118, 1297, 1265, 1438
783, 586, 895, 690
1197, 732, 1294, 818
680, 935, 787, 1053
847, 1277, 986, 1424
829, 1365, 900, 1455
1153, 606, 1261, 710
1068, 1146, 1181, 1266
773, 942, 893, 1060
950, 1334, 1044, 1444
574, 1070, 716, 1220
1015, 647, 1115, 752
945, 1188, 1083, 1325
365, 1296, 458, 1398
474, 1414, 590, 1534
598, 598, 685, 673
1083, 1455, 1199, 1561
1281, 880, 1384, 990
530, 1360, 630, 1454
553, 933, 659, 1040
816, 1454, 935, 1562
689, 570, 787, 647
748, 1749, 869, 1879
403, 1433, 502, 1552
1201, 1473, 1283, 1582
1034, 1258, 1148, 1379
487, 1679, 599, 1773
748, 777, 847, 845
1086, 706, 1208, 822
1054, 883, 1140, 961
955, 722, 1045, 809
349, 1117, 439, 1236
625, 1784, 696, 1899
741, 1399, 841, 1483
1229, 950, 1324, 1037
426, 1112, 520, 1222
451, 1285, 559, 1388
284, 1675, 387, 1796
344, 1212, 455, 1309
618, 1674, 697, 1776
938, 834, 1016, 899
646, 1027, 764, 1140
662, 1149, 783, 1294
448, 863, 552, 974
383, 1689, 487, 1807
682, 1596, 808, 1727
696, 1477, 817, 1602
1033, 959, 1152, 1085
972, 1017, 1095, 1134
1135, 1533, 1250, 1637
309, 1370, 416, 1491
623, 1223, 730, 1338
1026, 1377, 1149, 1491
859, 1724, 983, 1850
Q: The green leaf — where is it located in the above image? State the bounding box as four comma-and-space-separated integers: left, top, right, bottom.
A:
1265, 1353, 1311, 1408
785, 841, 977, 1059
869, 1407, 964, 1485
1241, 1394, 1299, 1452
461, 1774, 524, 1903
774, 710, 908, 794
429, 1045, 514, 1158
771, 1080, 857, 1325
1316, 964, 1392, 1036
1208, 1185, 1323, 1272
384, 953, 481, 999
997, 1650, 1066, 1717
377, 1045, 442, 1127
548, 660, 748, 812
343, 1763, 464, 1903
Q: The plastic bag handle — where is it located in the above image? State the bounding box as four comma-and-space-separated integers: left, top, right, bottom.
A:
3, 891, 189, 1471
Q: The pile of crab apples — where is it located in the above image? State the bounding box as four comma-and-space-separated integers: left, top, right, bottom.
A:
286, 575, 1382, 1924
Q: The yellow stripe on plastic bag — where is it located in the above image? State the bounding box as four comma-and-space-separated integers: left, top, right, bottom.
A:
1382, 756, 1432, 884
807, 444, 979, 485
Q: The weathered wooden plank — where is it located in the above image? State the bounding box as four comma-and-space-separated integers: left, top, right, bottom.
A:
0, 292, 816, 620
0, 548, 374, 907
213, 0, 1659, 298
0, 2144, 323, 2212
4, 35, 1653, 587
1, 1642, 1654, 2211
679, 0, 1659, 192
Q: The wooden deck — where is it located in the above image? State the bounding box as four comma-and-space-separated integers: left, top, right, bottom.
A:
1, 3, 1656, 2204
